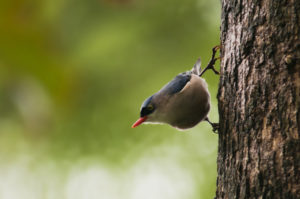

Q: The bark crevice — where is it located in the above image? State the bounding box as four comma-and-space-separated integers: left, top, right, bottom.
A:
216, 0, 300, 198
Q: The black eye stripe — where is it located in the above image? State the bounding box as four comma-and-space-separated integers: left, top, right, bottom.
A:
140, 106, 155, 117
140, 95, 156, 117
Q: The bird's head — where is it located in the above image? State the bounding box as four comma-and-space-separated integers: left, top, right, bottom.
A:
132, 95, 157, 128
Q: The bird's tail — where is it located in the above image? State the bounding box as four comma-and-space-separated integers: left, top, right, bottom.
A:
191, 58, 201, 76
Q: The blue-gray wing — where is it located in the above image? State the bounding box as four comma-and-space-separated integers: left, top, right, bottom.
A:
160, 72, 191, 95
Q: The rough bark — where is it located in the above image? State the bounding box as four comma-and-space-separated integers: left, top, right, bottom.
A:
216, 0, 300, 198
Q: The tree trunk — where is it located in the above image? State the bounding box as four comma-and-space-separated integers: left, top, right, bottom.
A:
216, 0, 300, 198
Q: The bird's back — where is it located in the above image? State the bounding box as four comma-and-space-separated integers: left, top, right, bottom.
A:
156, 74, 210, 129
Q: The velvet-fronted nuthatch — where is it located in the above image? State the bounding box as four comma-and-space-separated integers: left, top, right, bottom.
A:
132, 46, 220, 131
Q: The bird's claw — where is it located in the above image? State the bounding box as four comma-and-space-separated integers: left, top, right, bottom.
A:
205, 118, 219, 133
199, 45, 221, 77
209, 46, 221, 75
211, 123, 219, 133
212, 45, 220, 53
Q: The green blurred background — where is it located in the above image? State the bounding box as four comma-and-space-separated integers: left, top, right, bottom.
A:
0, 0, 220, 198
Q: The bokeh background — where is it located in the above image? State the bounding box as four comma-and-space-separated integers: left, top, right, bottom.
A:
0, 0, 220, 198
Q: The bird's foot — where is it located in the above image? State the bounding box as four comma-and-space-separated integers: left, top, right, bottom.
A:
205, 117, 219, 133
211, 123, 219, 133
199, 45, 221, 77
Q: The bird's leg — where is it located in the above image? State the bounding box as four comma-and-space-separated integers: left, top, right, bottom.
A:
205, 117, 219, 133
199, 45, 221, 77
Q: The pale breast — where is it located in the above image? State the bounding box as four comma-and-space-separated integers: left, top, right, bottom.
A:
166, 75, 210, 129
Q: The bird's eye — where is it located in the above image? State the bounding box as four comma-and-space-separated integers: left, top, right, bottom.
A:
140, 104, 155, 117
147, 104, 154, 110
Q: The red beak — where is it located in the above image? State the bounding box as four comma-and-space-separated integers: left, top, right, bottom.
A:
132, 116, 147, 128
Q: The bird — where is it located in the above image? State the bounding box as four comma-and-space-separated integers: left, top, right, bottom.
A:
132, 46, 220, 131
